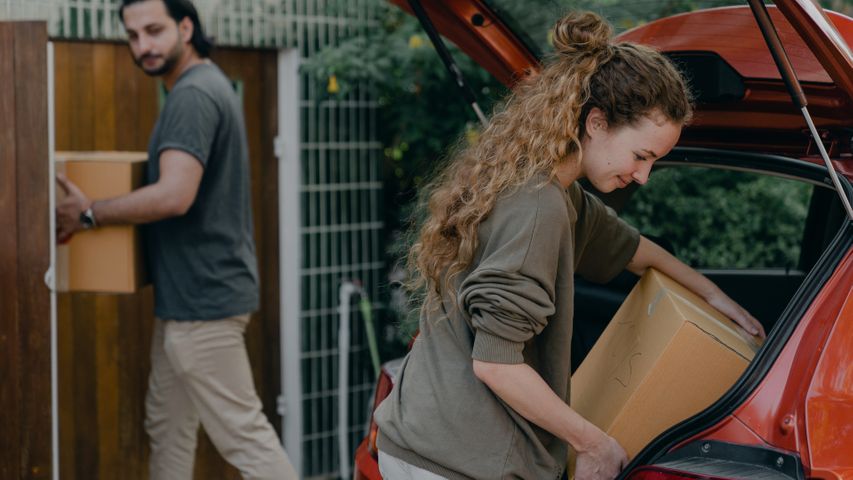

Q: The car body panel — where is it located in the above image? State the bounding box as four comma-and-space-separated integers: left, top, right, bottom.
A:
774, 1, 853, 102
666, 246, 853, 477
805, 279, 853, 476
618, 7, 853, 143
388, 0, 537, 86
618, 6, 849, 86
354, 441, 381, 480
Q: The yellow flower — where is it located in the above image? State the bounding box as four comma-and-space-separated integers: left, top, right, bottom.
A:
408, 34, 424, 49
465, 124, 480, 145
327, 74, 340, 94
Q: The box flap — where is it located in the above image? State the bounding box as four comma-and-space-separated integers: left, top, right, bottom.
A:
648, 270, 760, 360
55, 151, 147, 163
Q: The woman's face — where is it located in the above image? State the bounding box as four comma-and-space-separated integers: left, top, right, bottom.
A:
579, 109, 682, 193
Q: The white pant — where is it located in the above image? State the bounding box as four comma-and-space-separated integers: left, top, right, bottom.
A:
145, 315, 297, 480
378, 452, 448, 480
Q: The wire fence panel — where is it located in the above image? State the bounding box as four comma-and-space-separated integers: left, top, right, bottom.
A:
294, 1, 383, 477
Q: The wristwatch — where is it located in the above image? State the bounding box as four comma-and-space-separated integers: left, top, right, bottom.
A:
79, 207, 97, 230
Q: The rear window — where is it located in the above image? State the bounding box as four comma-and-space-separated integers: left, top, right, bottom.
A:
619, 166, 813, 269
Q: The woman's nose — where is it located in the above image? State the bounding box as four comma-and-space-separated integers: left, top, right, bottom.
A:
632, 164, 652, 185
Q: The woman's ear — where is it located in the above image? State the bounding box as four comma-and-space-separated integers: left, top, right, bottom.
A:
584, 107, 609, 139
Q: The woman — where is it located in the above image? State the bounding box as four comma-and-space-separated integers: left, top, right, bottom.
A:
375, 11, 765, 480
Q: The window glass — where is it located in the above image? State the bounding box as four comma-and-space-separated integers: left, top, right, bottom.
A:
619, 167, 812, 269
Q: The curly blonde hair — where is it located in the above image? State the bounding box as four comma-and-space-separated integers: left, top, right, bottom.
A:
408, 11, 693, 301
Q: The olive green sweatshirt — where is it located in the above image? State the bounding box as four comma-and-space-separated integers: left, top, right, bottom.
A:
376, 176, 640, 480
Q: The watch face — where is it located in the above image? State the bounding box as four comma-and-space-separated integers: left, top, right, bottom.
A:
80, 209, 95, 229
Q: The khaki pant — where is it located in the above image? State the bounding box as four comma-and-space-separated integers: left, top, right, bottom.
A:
145, 314, 297, 480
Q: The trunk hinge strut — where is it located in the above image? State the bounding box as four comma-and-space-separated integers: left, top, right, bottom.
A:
749, 0, 853, 222
407, 0, 489, 127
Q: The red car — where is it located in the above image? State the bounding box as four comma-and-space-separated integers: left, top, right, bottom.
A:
355, 1, 853, 478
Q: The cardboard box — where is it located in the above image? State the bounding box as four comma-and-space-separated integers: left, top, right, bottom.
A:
570, 269, 760, 466
56, 151, 149, 293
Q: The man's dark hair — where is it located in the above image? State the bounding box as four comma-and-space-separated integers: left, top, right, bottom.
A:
119, 0, 214, 58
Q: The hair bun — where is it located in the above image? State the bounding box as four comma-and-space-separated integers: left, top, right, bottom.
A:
551, 11, 613, 56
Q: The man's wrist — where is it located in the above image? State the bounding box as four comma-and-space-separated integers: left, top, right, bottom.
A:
79, 201, 98, 229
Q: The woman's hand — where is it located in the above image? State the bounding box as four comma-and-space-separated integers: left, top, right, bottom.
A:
472, 360, 627, 479
705, 288, 766, 339
574, 431, 628, 480
628, 236, 766, 340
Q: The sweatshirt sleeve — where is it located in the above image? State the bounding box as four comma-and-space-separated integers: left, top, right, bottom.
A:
459, 183, 569, 365
572, 185, 640, 284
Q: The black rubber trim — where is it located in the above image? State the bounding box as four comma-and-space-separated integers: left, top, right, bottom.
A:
651, 440, 804, 480
663, 147, 853, 200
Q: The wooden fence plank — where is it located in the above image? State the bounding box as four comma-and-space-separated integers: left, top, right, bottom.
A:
113, 44, 141, 151
95, 295, 120, 480
53, 41, 72, 151
93, 43, 117, 150
13, 21, 51, 479
71, 295, 98, 479
0, 21, 21, 480
57, 293, 76, 479
117, 289, 154, 479
68, 43, 95, 150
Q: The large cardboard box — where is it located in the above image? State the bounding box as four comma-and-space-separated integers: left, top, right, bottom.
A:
56, 151, 149, 293
570, 269, 760, 465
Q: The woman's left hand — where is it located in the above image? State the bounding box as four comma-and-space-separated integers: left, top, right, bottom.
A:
705, 289, 766, 340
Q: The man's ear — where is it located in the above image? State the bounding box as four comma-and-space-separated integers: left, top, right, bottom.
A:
584, 107, 609, 139
179, 17, 194, 44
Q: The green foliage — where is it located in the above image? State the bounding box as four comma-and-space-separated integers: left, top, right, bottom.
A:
620, 168, 812, 269
301, 1, 506, 228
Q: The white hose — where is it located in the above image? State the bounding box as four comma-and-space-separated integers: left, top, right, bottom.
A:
338, 281, 364, 480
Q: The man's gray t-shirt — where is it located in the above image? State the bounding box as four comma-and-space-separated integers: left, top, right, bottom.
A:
145, 62, 259, 320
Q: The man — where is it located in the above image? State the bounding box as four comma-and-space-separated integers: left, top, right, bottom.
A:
55, 1, 297, 478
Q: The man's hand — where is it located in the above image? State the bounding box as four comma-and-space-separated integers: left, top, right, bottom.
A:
574, 431, 628, 480
55, 173, 92, 242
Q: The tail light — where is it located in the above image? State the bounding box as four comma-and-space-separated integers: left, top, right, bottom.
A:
623, 440, 803, 480
366, 359, 403, 457
627, 467, 735, 479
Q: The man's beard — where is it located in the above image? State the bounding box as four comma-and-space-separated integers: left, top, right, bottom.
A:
134, 42, 183, 77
